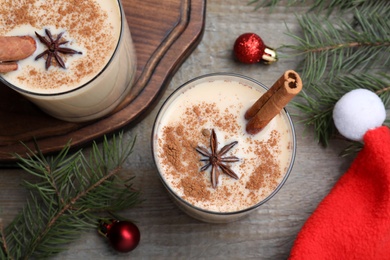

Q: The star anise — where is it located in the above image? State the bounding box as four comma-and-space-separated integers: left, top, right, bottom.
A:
196, 129, 239, 188
35, 29, 82, 70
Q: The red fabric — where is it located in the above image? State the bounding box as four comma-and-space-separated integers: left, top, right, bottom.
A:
290, 126, 390, 260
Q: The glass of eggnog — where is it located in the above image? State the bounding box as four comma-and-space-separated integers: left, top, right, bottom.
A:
0, 0, 136, 122
152, 73, 296, 223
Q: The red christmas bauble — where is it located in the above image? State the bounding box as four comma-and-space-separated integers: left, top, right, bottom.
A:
233, 33, 277, 64
234, 33, 264, 64
100, 219, 140, 253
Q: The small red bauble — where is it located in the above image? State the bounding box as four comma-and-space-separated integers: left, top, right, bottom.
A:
99, 219, 140, 253
233, 33, 277, 64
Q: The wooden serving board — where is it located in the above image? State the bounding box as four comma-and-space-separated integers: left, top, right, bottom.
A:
0, 0, 206, 163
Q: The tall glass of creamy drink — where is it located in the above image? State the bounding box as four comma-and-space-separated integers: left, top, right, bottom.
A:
0, 0, 136, 122
152, 73, 296, 223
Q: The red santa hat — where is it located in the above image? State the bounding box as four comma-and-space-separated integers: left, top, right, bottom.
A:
290, 89, 390, 259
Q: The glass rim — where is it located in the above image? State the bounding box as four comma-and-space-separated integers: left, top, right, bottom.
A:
152, 72, 297, 216
0, 0, 125, 97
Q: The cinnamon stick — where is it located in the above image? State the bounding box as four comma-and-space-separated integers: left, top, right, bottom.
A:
0, 36, 36, 61
0, 62, 18, 73
0, 36, 36, 73
246, 70, 302, 135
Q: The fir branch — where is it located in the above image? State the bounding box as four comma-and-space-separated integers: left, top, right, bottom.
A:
249, 0, 377, 13
0, 133, 142, 259
283, 7, 390, 85
277, 0, 390, 154
339, 141, 364, 157
249, 1, 389, 155
294, 73, 390, 146
0, 223, 8, 260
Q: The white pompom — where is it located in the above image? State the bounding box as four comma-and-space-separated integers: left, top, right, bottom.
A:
333, 89, 385, 141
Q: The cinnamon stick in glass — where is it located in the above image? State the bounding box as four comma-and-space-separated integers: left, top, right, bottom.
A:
246, 70, 302, 135
0, 62, 18, 73
0, 36, 36, 73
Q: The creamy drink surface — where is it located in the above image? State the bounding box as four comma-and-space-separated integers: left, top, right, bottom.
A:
154, 77, 294, 213
0, 0, 121, 94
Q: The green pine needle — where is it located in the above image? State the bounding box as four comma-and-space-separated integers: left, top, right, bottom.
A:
0, 132, 142, 259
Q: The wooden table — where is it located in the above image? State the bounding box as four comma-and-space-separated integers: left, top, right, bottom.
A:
0, 1, 354, 258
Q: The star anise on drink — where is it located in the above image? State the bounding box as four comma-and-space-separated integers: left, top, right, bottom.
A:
196, 129, 239, 188
35, 29, 82, 70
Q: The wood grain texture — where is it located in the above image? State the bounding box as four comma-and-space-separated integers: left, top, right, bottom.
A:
0, 0, 205, 163
0, 1, 356, 259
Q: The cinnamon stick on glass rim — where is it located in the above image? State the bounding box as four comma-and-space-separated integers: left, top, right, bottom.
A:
245, 70, 302, 135
0, 36, 36, 73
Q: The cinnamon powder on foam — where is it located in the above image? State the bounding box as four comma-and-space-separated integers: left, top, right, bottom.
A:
0, 0, 116, 91
157, 101, 285, 212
